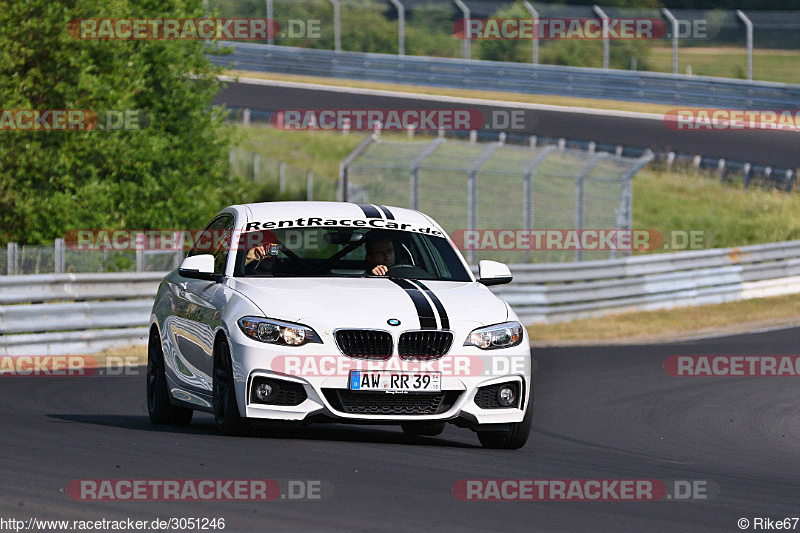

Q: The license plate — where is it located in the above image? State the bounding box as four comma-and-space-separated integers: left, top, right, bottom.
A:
349, 371, 441, 392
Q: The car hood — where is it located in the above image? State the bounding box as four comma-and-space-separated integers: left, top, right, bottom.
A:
228, 276, 508, 329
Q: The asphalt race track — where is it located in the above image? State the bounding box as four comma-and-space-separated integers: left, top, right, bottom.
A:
1, 328, 797, 532
214, 80, 800, 169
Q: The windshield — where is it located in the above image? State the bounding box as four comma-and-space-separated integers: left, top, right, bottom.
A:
233, 227, 471, 282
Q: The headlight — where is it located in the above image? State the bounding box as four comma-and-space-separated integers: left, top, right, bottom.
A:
464, 321, 523, 350
238, 317, 322, 346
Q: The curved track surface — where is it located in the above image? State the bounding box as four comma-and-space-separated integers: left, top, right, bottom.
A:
214, 80, 800, 169
1, 328, 798, 532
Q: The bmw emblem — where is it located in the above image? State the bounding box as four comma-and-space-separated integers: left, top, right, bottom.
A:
387, 318, 401, 326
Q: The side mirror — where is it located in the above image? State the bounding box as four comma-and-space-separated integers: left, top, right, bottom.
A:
179, 254, 220, 282
478, 260, 512, 286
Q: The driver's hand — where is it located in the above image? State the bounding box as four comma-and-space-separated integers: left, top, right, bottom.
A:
246, 246, 266, 263
372, 265, 388, 276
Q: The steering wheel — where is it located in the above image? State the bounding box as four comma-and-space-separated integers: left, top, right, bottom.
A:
386, 264, 429, 278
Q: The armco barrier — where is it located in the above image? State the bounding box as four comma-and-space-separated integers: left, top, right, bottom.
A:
211, 42, 800, 109
0, 273, 161, 355
481, 240, 800, 323
3, 240, 800, 354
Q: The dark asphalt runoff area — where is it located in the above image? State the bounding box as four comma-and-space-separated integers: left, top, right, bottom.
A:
213, 81, 800, 169
0, 328, 798, 532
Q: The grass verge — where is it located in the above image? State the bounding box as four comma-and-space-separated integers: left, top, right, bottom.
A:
528, 293, 800, 345
648, 47, 800, 85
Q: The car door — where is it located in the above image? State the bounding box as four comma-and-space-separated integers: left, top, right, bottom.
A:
169, 214, 234, 396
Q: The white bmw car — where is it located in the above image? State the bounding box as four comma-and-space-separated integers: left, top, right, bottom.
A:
148, 201, 533, 449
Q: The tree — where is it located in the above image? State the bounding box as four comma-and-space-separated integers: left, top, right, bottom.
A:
0, 0, 242, 244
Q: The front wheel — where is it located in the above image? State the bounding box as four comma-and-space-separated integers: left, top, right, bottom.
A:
477, 392, 533, 450
213, 336, 250, 436
147, 329, 193, 425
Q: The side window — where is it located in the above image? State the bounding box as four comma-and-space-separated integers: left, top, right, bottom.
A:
187, 214, 235, 275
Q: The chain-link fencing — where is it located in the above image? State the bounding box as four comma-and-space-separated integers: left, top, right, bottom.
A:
341, 133, 651, 264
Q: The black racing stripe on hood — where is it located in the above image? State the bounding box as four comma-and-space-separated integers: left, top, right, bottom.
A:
409, 280, 449, 330
389, 278, 437, 329
376, 205, 395, 220
356, 203, 382, 218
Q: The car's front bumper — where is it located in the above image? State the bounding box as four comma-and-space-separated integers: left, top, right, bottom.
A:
230, 332, 532, 427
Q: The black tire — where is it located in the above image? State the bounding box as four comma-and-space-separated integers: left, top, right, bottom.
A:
147, 328, 193, 425
213, 336, 250, 436
401, 421, 446, 437
477, 391, 533, 450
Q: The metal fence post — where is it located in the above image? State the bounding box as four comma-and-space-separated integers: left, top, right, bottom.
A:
338, 133, 378, 202
7, 242, 17, 275
54, 238, 65, 274
613, 151, 653, 258
575, 176, 585, 262
593, 6, 610, 70
135, 232, 145, 273
279, 160, 286, 192
736, 10, 753, 81
575, 153, 609, 261
466, 142, 502, 264
408, 137, 445, 210
743, 163, 752, 189
266, 0, 274, 45
338, 162, 346, 201
522, 1, 539, 64
175, 231, 185, 269
243, 108, 251, 127
467, 171, 477, 265
329, 0, 341, 52
253, 153, 260, 182
388, 0, 405, 55
662, 8, 679, 75
521, 145, 555, 263
453, 0, 470, 60
307, 170, 313, 201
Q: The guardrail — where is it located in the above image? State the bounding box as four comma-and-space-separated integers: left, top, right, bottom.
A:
3, 240, 800, 354
480, 240, 800, 323
211, 42, 800, 109
0, 273, 161, 355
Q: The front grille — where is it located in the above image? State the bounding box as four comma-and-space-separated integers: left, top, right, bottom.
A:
398, 331, 453, 359
474, 382, 521, 409
335, 330, 393, 359
250, 378, 308, 406
323, 390, 460, 415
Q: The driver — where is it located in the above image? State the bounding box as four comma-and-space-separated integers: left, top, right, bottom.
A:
245, 243, 278, 275
364, 231, 395, 276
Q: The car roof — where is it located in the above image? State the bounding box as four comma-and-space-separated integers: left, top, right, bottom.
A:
239, 201, 438, 228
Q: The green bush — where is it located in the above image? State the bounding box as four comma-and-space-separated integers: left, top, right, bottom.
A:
0, 0, 249, 245
477, 3, 651, 70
